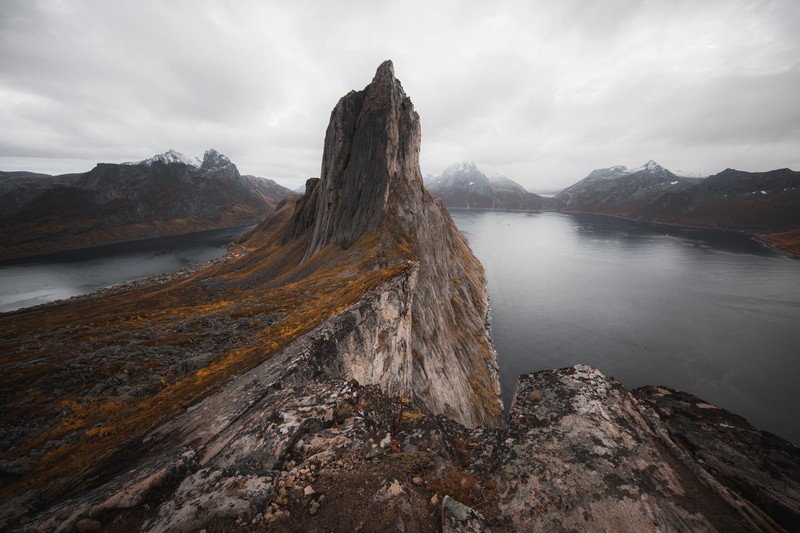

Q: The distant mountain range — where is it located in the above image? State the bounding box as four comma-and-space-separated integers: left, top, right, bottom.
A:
557, 160, 705, 213
558, 161, 800, 256
425, 162, 545, 210
0, 149, 293, 261
425, 160, 800, 257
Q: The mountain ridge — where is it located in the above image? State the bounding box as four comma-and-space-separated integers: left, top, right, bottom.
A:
0, 150, 293, 261
558, 162, 800, 256
426, 162, 545, 210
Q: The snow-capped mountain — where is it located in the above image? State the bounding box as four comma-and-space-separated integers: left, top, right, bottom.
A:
426, 162, 544, 210
558, 160, 704, 212
557, 162, 800, 248
201, 149, 233, 172
125, 149, 202, 168
0, 150, 293, 260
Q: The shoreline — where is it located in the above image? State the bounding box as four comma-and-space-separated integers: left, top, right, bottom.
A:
448, 205, 799, 260
0, 223, 257, 265
0, 231, 252, 315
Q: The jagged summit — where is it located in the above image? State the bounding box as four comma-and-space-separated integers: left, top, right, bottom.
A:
442, 161, 480, 175
124, 148, 237, 172
426, 161, 545, 210
280, 61, 502, 426
200, 149, 233, 172
126, 149, 202, 168
559, 160, 709, 215
433, 162, 491, 188
0, 149, 291, 260
586, 160, 669, 181
303, 59, 422, 259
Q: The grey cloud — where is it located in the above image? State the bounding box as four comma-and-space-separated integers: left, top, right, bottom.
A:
1, 0, 798, 190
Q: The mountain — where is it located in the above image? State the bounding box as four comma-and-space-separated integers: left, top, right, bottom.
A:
558, 162, 800, 256
1, 63, 797, 532
557, 160, 705, 214
125, 148, 202, 168
282, 59, 502, 426
0, 150, 293, 260
426, 162, 545, 210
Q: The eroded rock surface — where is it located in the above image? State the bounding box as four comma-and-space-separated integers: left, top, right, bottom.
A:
636, 386, 800, 532
10, 360, 798, 532
296, 60, 503, 427
495, 366, 799, 532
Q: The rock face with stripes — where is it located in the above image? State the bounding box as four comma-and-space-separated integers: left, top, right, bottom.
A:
297, 60, 503, 427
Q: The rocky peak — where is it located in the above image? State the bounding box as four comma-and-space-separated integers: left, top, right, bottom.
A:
130, 149, 202, 168
631, 160, 667, 175
200, 149, 233, 172
288, 61, 502, 427
305, 59, 421, 259
442, 161, 480, 177
430, 162, 493, 196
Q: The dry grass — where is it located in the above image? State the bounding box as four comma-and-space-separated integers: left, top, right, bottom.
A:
0, 200, 412, 503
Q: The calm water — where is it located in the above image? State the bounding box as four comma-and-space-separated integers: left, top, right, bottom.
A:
2, 214, 798, 443
0, 226, 253, 313
452, 210, 800, 445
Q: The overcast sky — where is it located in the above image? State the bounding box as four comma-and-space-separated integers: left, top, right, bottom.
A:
1, 0, 798, 191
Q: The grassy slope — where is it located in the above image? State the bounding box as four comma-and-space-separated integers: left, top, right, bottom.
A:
0, 197, 411, 503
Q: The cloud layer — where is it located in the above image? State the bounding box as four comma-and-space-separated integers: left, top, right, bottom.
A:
1, 0, 798, 190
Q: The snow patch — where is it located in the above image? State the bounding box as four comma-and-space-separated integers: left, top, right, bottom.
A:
629, 160, 662, 174
126, 149, 201, 168
443, 161, 478, 175
672, 169, 708, 179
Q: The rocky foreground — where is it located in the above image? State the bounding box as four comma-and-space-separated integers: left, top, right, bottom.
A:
1, 62, 799, 532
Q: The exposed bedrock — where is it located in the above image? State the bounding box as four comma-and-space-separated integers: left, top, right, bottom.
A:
297, 60, 502, 427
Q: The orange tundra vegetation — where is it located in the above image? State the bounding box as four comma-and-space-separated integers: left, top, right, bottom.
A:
0, 194, 412, 503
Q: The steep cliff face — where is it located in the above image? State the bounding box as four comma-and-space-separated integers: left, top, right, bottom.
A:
296, 61, 502, 426
0, 61, 502, 530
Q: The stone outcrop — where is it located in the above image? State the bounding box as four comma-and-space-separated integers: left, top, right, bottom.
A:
636, 385, 800, 531
8, 358, 797, 532
495, 365, 793, 532
306, 60, 414, 257
294, 60, 503, 427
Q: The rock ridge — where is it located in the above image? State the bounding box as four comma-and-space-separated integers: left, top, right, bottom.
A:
306, 60, 418, 259
0, 150, 293, 261
285, 60, 503, 427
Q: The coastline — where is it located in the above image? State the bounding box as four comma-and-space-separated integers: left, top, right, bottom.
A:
447, 205, 800, 260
